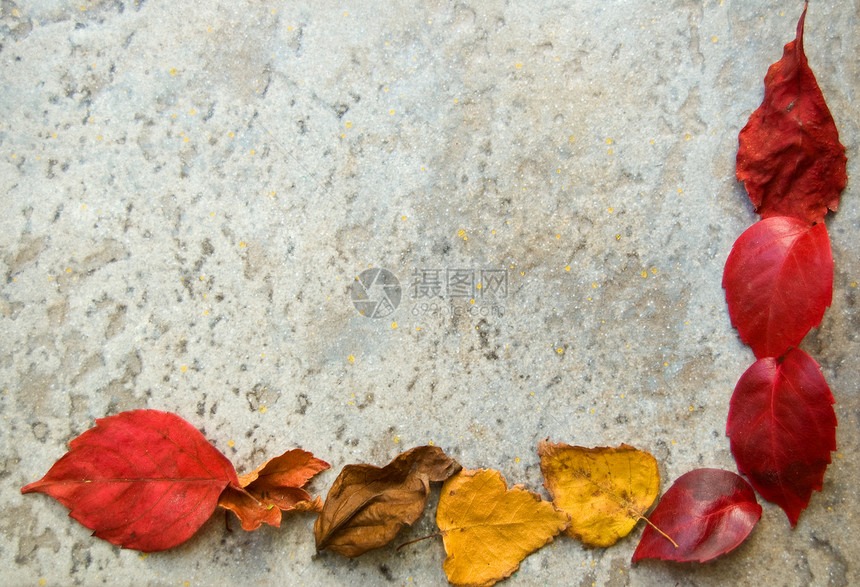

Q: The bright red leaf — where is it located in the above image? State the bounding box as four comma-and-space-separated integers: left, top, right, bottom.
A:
722, 216, 832, 359
736, 2, 847, 225
632, 468, 762, 563
21, 410, 240, 552
726, 349, 836, 526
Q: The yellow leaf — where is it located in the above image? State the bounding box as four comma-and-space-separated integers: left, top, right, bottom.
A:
437, 469, 569, 587
538, 441, 659, 547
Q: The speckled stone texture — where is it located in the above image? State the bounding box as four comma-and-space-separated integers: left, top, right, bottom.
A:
2, 1, 858, 585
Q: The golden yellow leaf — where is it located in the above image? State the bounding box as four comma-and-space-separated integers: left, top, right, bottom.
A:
538, 441, 659, 547
436, 468, 569, 587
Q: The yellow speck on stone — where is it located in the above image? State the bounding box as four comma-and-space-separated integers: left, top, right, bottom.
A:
428, 440, 434, 446
685, 134, 691, 140
711, 36, 719, 43
228, 132, 234, 137
345, 121, 353, 128
565, 265, 571, 272
348, 355, 355, 363
401, 215, 407, 221
555, 234, 561, 239
476, 283, 483, 290
250, 149, 256, 155
389, 109, 395, 115
470, 299, 475, 305
394, 435, 400, 443
569, 135, 576, 142
664, 362, 669, 367
228, 440, 235, 448
605, 138, 613, 144
651, 267, 658, 274
556, 348, 564, 354
689, 406, 695, 412
184, 582, 190, 587
239, 241, 246, 248
180, 365, 188, 373
685, 321, 690, 325
66, 267, 72, 273
641, 270, 648, 278
40, 580, 46, 586
608, 207, 614, 213
521, 271, 525, 276
199, 275, 204, 280
391, 322, 398, 329
590, 408, 595, 414
591, 282, 598, 289
189, 109, 196, 115
530, 392, 535, 396
678, 188, 683, 194
259, 406, 267, 414
515, 62, 523, 69
851, 282, 857, 288
616, 234, 621, 240
671, 440, 676, 445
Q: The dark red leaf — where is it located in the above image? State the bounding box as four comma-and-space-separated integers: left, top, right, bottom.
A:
632, 469, 762, 563
722, 216, 832, 358
726, 349, 836, 526
736, 2, 846, 225
21, 410, 239, 552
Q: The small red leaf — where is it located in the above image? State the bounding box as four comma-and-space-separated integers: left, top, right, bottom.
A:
736, 2, 847, 225
726, 349, 836, 526
632, 469, 762, 563
21, 410, 239, 552
722, 216, 832, 358
218, 448, 329, 531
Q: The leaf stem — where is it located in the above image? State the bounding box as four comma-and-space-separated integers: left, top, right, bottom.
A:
640, 516, 678, 549
396, 533, 440, 551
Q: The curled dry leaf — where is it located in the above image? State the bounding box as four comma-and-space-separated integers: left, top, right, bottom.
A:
538, 441, 659, 547
632, 468, 762, 563
218, 448, 330, 531
314, 445, 460, 557
727, 349, 836, 526
722, 216, 832, 359
21, 410, 239, 552
736, 2, 846, 225
436, 468, 569, 587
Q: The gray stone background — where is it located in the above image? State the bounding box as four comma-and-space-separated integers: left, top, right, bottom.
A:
2, 0, 858, 585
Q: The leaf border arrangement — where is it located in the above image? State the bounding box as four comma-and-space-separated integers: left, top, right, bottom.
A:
21, 4, 845, 585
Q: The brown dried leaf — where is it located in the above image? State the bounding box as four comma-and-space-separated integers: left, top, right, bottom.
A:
315, 445, 461, 557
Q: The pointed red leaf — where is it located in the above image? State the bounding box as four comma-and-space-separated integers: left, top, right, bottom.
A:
632, 469, 761, 563
21, 410, 239, 552
726, 349, 836, 526
736, 2, 846, 225
722, 216, 832, 358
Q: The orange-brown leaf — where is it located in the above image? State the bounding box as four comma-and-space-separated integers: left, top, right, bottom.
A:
436, 469, 569, 587
218, 448, 329, 531
538, 441, 659, 547
315, 445, 460, 557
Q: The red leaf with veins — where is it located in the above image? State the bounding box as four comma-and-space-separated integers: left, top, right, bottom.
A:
736, 2, 846, 225
726, 349, 836, 526
21, 410, 240, 552
722, 216, 832, 359
632, 468, 761, 563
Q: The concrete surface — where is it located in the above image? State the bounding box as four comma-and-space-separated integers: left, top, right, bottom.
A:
2, 0, 858, 585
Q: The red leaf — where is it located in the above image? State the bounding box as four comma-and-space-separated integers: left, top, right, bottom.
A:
21, 410, 239, 552
632, 469, 762, 563
736, 2, 846, 225
726, 349, 836, 526
722, 216, 832, 358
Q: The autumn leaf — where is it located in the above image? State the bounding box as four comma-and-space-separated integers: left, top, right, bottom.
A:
632, 468, 762, 563
538, 442, 659, 547
736, 2, 847, 225
722, 216, 832, 359
314, 445, 460, 557
21, 410, 239, 552
218, 448, 329, 531
436, 468, 569, 587
726, 348, 836, 526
